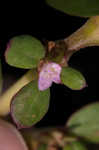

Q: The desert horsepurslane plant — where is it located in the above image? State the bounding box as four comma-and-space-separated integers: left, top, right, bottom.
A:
1, 0, 99, 150
1, 35, 87, 128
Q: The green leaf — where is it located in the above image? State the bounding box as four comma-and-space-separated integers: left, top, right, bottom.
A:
67, 103, 99, 143
38, 144, 47, 150
61, 67, 86, 90
11, 81, 50, 128
63, 145, 72, 150
46, 0, 99, 17
70, 141, 87, 150
5, 35, 45, 69
0, 59, 3, 94
64, 141, 87, 150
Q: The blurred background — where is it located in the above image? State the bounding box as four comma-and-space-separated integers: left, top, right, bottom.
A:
0, 0, 99, 128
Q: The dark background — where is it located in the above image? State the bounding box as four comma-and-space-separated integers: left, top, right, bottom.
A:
0, 1, 99, 128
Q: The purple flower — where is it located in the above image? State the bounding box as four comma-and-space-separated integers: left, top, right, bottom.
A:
38, 62, 62, 91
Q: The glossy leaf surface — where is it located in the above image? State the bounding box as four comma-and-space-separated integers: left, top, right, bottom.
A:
61, 67, 86, 90
11, 81, 50, 128
46, 0, 99, 17
5, 35, 45, 69
67, 103, 99, 142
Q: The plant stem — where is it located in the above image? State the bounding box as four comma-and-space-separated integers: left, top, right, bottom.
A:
0, 69, 37, 116
47, 16, 99, 63
64, 16, 99, 51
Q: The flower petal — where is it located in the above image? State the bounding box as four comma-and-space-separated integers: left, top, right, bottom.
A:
50, 63, 62, 83
52, 75, 61, 84
38, 76, 52, 91
38, 62, 62, 91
